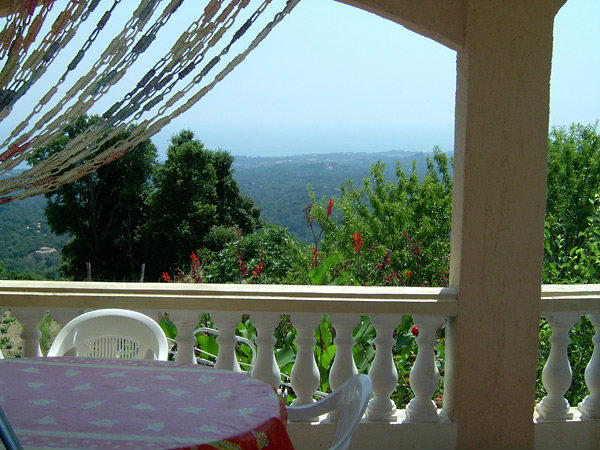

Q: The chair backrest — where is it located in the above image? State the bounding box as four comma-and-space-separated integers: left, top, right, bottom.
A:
48, 309, 169, 361
0, 405, 23, 450
286, 374, 372, 450
194, 327, 256, 368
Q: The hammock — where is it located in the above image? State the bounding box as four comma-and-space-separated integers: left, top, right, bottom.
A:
0, 0, 299, 204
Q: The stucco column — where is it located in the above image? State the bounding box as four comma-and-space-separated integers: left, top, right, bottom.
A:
446, 1, 565, 449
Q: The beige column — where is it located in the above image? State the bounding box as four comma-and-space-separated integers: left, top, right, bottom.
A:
446, 1, 565, 449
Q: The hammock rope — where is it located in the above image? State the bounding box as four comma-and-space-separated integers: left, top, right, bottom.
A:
0, 0, 169, 169
0, 0, 98, 115
0, 0, 299, 204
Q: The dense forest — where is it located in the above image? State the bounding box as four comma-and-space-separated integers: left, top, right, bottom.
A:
232, 150, 435, 242
0, 193, 68, 278
0, 147, 435, 278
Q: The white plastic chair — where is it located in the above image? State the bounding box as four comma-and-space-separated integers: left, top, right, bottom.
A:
286, 374, 372, 450
48, 309, 169, 361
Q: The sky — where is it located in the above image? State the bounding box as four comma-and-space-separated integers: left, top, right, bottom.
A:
152, 0, 600, 158
3, 0, 600, 161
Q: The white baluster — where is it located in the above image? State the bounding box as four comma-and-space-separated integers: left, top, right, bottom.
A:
405, 315, 445, 423
12, 308, 46, 357
212, 312, 242, 372
170, 311, 199, 364
367, 314, 400, 421
290, 313, 320, 409
328, 314, 360, 421
329, 314, 359, 389
579, 313, 600, 419
536, 313, 580, 421
251, 313, 281, 389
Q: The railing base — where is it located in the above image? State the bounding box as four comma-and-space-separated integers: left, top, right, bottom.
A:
534, 407, 600, 450
287, 408, 600, 450
287, 411, 456, 450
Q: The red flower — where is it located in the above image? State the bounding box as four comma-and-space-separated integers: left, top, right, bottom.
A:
326, 199, 334, 217
352, 232, 363, 253
190, 252, 201, 269
189, 252, 202, 282
406, 270, 412, 278
161, 272, 171, 282
252, 260, 264, 277
411, 325, 419, 337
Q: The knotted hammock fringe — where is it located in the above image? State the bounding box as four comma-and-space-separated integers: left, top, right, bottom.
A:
0, 0, 300, 204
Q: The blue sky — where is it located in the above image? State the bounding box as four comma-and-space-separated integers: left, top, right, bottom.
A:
151, 0, 600, 158
3, 0, 599, 160
155, 0, 459, 157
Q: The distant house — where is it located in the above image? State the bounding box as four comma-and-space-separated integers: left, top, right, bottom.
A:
34, 247, 57, 255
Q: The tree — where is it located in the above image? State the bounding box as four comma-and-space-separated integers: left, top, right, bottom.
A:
204, 225, 308, 284
143, 130, 261, 279
545, 122, 600, 257
307, 147, 452, 287
30, 115, 158, 281
539, 122, 600, 408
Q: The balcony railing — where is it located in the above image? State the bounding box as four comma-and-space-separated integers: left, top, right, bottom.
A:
0, 280, 599, 449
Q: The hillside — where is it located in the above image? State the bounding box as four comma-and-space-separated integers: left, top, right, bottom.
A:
0, 194, 68, 278
233, 150, 436, 242
0, 149, 441, 276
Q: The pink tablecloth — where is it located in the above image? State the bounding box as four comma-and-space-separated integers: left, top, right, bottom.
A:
0, 357, 294, 450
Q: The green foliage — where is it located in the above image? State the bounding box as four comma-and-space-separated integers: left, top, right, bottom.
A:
158, 314, 178, 340
166, 146, 451, 406
546, 122, 600, 256
143, 130, 261, 280
0, 195, 67, 278
307, 254, 351, 286
30, 115, 158, 281
0, 310, 21, 358
204, 147, 454, 289
544, 194, 600, 283
39, 313, 60, 355
306, 147, 452, 287
540, 122, 600, 407
204, 225, 308, 284
233, 151, 438, 243
7, 120, 600, 410
23, 125, 263, 282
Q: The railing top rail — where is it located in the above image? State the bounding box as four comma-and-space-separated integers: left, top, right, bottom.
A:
4, 282, 600, 315
541, 284, 600, 313
0, 280, 458, 316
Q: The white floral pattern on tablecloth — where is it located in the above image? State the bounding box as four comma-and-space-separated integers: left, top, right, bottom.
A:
0, 357, 293, 450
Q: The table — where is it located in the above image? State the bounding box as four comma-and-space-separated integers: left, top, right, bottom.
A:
0, 357, 294, 450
